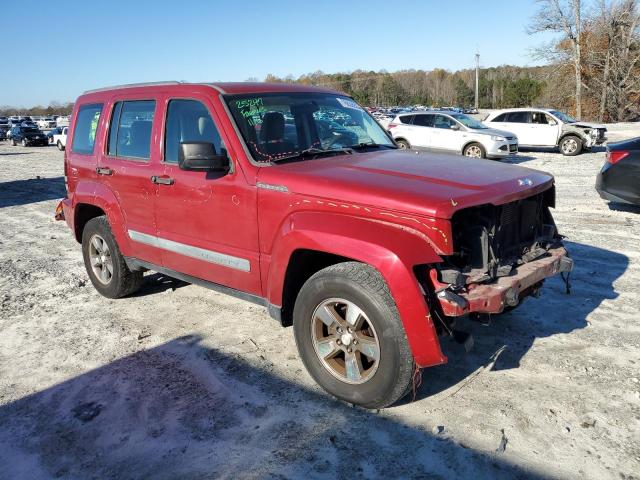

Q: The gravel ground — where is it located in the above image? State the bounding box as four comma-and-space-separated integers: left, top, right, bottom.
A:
0, 129, 639, 480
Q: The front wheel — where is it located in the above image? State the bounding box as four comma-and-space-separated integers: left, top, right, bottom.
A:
463, 142, 486, 158
21, 138, 28, 147
559, 135, 582, 156
57, 140, 64, 151
395, 139, 410, 149
82, 216, 143, 298
293, 262, 415, 409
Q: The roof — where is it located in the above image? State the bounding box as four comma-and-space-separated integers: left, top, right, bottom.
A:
82, 81, 341, 96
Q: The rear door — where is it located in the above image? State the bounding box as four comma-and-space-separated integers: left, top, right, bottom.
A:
153, 96, 261, 295
97, 97, 163, 265
408, 114, 433, 148
498, 111, 533, 145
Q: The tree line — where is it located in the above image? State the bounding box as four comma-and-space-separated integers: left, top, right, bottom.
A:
0, 101, 74, 117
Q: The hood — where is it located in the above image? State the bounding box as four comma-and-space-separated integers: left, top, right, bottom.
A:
571, 122, 607, 130
258, 150, 554, 219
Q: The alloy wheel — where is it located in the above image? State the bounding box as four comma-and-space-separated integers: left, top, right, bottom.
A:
465, 145, 482, 158
310, 298, 380, 384
562, 138, 578, 154
88, 234, 114, 285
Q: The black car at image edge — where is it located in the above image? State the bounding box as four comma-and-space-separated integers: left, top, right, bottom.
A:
596, 136, 640, 206
9, 125, 49, 147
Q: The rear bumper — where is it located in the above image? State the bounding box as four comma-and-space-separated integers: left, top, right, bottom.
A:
435, 245, 573, 316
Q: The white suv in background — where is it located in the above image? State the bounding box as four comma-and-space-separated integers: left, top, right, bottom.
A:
484, 108, 607, 156
388, 111, 518, 159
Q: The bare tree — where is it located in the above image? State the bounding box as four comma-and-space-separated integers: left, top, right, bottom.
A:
530, 0, 585, 117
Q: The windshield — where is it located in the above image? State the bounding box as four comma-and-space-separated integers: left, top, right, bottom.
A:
450, 113, 488, 129
550, 110, 577, 124
225, 92, 395, 163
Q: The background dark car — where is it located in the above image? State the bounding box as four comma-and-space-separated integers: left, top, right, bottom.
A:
10, 125, 49, 147
596, 137, 640, 206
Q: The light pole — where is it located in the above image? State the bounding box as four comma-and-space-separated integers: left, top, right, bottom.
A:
475, 52, 480, 110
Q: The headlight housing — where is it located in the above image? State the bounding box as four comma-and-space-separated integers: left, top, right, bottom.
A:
491, 135, 506, 141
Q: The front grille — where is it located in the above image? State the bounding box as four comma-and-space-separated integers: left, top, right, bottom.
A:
445, 188, 558, 282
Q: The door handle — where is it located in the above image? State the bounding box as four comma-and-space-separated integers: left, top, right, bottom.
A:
151, 175, 174, 185
96, 167, 113, 176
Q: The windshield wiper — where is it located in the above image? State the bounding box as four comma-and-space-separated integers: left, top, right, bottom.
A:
271, 147, 352, 164
348, 142, 397, 150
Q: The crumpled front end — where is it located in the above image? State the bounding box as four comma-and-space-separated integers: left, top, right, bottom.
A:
420, 187, 574, 318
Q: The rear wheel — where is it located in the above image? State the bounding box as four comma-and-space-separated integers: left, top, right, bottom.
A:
463, 142, 486, 158
395, 139, 410, 149
11, 138, 16, 146
57, 140, 64, 151
293, 262, 415, 408
559, 135, 582, 156
21, 138, 28, 147
82, 216, 143, 298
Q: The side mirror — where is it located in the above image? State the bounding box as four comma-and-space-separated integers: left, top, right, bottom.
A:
178, 142, 229, 172
548, 119, 558, 126
450, 124, 460, 131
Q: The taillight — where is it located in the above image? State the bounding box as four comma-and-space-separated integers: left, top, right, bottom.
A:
607, 150, 630, 165
388, 123, 398, 129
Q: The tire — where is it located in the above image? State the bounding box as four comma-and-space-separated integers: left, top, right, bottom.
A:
57, 140, 64, 151
463, 142, 486, 158
81, 216, 143, 299
395, 139, 410, 150
293, 262, 415, 408
11, 138, 16, 146
21, 138, 28, 147
559, 135, 582, 156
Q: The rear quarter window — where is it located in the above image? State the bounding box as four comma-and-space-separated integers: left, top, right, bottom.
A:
71, 103, 103, 155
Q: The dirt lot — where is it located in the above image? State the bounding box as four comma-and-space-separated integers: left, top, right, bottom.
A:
1, 130, 639, 479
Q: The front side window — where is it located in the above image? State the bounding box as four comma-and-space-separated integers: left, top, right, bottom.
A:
71, 103, 102, 155
225, 93, 395, 163
531, 112, 549, 125
433, 115, 456, 129
107, 100, 155, 159
164, 99, 225, 163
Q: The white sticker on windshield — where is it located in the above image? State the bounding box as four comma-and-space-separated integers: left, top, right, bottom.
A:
336, 97, 363, 111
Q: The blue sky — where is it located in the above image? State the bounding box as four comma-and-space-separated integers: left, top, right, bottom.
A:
4, 0, 556, 107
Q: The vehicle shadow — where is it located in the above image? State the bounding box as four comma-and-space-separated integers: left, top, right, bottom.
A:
607, 202, 640, 214
0, 176, 65, 208
0, 335, 549, 479
130, 272, 190, 297
416, 239, 627, 398
502, 154, 537, 164
0, 151, 35, 156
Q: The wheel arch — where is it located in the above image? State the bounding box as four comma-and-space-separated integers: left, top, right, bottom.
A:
70, 181, 132, 254
266, 211, 446, 368
461, 140, 484, 155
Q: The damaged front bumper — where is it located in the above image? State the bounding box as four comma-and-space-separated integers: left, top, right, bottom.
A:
432, 245, 573, 317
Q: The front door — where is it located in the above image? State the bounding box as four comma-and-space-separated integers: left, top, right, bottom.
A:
154, 97, 261, 295
430, 114, 461, 152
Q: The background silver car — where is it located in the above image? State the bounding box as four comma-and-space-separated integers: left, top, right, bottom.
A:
388, 111, 518, 159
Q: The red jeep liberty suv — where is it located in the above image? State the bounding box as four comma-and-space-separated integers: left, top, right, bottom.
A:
56, 82, 573, 408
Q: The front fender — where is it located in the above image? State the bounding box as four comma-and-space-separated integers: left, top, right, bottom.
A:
71, 180, 132, 255
266, 211, 446, 368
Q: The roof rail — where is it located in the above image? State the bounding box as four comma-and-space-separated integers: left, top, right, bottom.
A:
82, 81, 183, 94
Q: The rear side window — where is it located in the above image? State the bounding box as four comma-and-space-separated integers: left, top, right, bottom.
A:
164, 99, 225, 164
399, 115, 414, 124
492, 113, 507, 122
506, 111, 531, 123
413, 115, 434, 127
107, 100, 155, 160
71, 103, 102, 155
